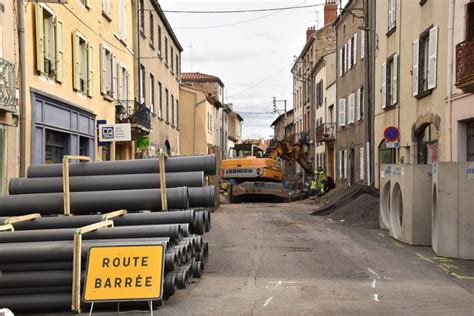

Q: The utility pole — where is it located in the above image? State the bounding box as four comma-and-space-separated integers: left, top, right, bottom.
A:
272, 97, 288, 138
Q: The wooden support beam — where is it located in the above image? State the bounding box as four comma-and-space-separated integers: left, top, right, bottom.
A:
62, 155, 91, 216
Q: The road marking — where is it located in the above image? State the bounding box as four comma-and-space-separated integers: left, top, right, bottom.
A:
263, 297, 273, 307
266, 280, 299, 289
394, 243, 404, 248
417, 253, 435, 263
448, 272, 474, 280
373, 294, 380, 302
377, 233, 385, 237
371, 279, 376, 288
367, 268, 381, 279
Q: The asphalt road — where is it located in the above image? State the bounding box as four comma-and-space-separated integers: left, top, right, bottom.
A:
158, 202, 474, 315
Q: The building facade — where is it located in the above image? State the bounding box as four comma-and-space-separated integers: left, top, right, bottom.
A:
335, 0, 370, 185
313, 51, 337, 178
23, 0, 135, 168
179, 84, 221, 155
374, 0, 449, 187
181, 72, 225, 158
226, 103, 244, 154
448, 1, 474, 162
131, 0, 182, 157
0, 1, 18, 194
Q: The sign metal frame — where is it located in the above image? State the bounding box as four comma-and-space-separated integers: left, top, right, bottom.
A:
384, 126, 401, 142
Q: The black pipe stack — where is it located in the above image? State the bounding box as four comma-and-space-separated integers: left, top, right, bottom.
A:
0, 155, 215, 312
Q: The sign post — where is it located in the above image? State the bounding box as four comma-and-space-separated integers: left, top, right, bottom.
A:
83, 244, 165, 314
384, 126, 401, 149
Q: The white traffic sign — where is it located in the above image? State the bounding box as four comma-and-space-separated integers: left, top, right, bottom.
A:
386, 141, 400, 149
98, 123, 131, 142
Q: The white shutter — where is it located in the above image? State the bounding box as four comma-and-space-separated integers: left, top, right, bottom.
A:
344, 150, 348, 179
118, 0, 124, 37
360, 147, 364, 181
339, 151, 343, 179
339, 48, 342, 76
428, 26, 438, 90
412, 39, 419, 96
353, 33, 357, 65
339, 98, 346, 127
356, 88, 361, 121
360, 30, 365, 60
117, 64, 123, 101
381, 62, 387, 109
112, 54, 118, 99
349, 93, 355, 123
100, 44, 106, 95
122, 0, 127, 41
348, 41, 352, 69
392, 54, 398, 105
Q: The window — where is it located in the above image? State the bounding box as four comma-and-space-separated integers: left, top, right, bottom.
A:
412, 26, 438, 96
72, 32, 91, 95
158, 82, 163, 118
149, 13, 154, 47
171, 94, 175, 125
316, 80, 323, 107
388, 0, 396, 32
139, 64, 145, 104
150, 73, 155, 113
139, 0, 145, 34
165, 37, 168, 65
416, 124, 437, 164
468, 3, 474, 39
158, 26, 162, 54
118, 64, 129, 102
358, 87, 364, 120
80, 0, 91, 9
381, 53, 398, 109
165, 88, 169, 122
102, 0, 111, 18
171, 47, 174, 73
338, 98, 346, 127
45, 129, 68, 164
176, 54, 180, 78
176, 100, 179, 128
35, 4, 64, 82
100, 44, 115, 99
118, 0, 127, 41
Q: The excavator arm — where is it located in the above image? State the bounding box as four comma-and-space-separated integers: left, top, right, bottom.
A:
268, 141, 312, 174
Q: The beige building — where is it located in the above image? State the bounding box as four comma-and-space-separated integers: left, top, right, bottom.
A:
447, 1, 474, 162
22, 0, 136, 169
0, 1, 18, 194
179, 84, 221, 155
313, 51, 336, 178
226, 104, 244, 153
374, 0, 449, 187
131, 0, 182, 157
181, 72, 225, 158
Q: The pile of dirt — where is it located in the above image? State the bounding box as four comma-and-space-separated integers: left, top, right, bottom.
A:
311, 184, 380, 227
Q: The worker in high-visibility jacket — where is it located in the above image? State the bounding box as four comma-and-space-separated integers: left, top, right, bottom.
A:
309, 178, 318, 195
317, 168, 327, 194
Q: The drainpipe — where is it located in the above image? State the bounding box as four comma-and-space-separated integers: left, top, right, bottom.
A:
193, 95, 208, 154
18, 0, 26, 177
447, 0, 455, 161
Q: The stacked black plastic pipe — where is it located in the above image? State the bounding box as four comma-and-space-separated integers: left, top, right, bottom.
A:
0, 155, 215, 312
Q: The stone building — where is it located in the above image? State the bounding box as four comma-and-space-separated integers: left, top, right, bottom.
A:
226, 103, 244, 154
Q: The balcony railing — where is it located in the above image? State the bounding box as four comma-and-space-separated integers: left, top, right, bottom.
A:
455, 39, 474, 92
116, 100, 152, 136
315, 123, 336, 142
296, 132, 310, 144
0, 58, 17, 112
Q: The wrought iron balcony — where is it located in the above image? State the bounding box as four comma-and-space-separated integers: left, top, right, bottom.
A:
455, 39, 474, 92
0, 58, 17, 112
315, 123, 336, 142
115, 100, 151, 137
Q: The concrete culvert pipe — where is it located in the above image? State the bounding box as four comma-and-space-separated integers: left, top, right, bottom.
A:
390, 183, 404, 240
5, 210, 196, 231
0, 187, 189, 216
0, 224, 184, 244
380, 181, 391, 230
9, 172, 204, 195
27, 154, 217, 178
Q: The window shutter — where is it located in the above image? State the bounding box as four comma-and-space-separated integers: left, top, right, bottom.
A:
392, 54, 398, 105
381, 62, 387, 109
55, 18, 64, 82
351, 93, 356, 123
339, 151, 343, 179
428, 26, 438, 90
356, 88, 360, 121
360, 147, 364, 181
117, 64, 123, 101
100, 44, 107, 95
122, 0, 127, 41
353, 33, 357, 65
118, 0, 124, 37
412, 39, 419, 96
87, 44, 93, 97
360, 30, 365, 60
347, 41, 352, 70
112, 54, 118, 99
85, 0, 91, 9
344, 150, 348, 179
35, 4, 45, 74
72, 32, 81, 91
339, 98, 346, 127
339, 48, 342, 76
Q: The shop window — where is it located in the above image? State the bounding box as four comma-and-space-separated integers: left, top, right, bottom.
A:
79, 136, 89, 157
102, 143, 111, 161
45, 129, 68, 164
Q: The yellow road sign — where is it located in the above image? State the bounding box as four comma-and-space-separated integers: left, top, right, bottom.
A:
83, 244, 165, 302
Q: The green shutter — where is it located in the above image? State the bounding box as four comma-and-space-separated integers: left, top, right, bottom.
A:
72, 31, 80, 91
55, 18, 64, 82
87, 44, 94, 97
35, 4, 45, 74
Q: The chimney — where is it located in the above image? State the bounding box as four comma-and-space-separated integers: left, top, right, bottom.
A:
324, 0, 337, 25
306, 26, 316, 41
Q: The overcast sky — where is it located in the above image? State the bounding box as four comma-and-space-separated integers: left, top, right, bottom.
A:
159, 0, 329, 139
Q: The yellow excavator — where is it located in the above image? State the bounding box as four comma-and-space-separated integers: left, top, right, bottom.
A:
221, 140, 312, 202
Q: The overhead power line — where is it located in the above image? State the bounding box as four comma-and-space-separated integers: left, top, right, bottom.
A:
163, 4, 326, 14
